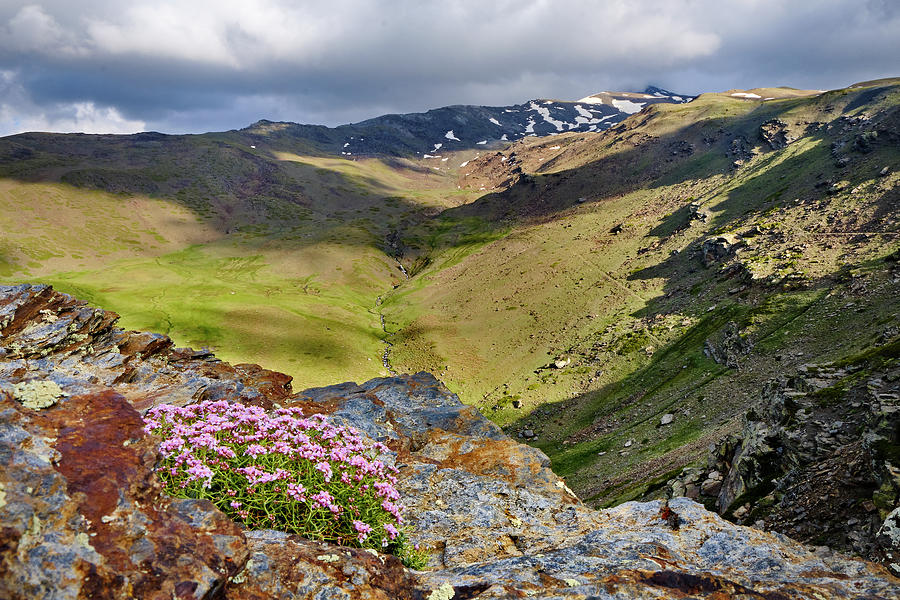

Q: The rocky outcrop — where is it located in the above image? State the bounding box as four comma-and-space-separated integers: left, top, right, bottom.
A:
703, 320, 753, 369
760, 119, 797, 150
700, 234, 740, 267
2, 284, 899, 598
669, 352, 900, 575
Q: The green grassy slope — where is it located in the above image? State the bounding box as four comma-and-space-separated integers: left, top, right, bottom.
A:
382, 79, 900, 505
0, 130, 479, 387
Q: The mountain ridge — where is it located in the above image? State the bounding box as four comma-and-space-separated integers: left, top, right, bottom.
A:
237, 86, 694, 157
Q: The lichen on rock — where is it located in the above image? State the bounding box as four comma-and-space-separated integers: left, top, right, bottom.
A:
12, 379, 66, 409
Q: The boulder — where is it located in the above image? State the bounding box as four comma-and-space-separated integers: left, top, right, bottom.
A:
700, 234, 739, 267
760, 119, 796, 150
876, 507, 900, 577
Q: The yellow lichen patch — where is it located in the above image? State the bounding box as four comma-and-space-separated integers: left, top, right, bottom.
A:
317, 554, 341, 563
426, 582, 455, 600
13, 380, 66, 410
0, 482, 5, 509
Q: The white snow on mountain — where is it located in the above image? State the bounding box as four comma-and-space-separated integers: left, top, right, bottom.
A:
577, 94, 606, 104
445, 130, 460, 140
489, 117, 501, 126
573, 104, 602, 125
529, 102, 570, 131
611, 99, 645, 114
731, 92, 762, 99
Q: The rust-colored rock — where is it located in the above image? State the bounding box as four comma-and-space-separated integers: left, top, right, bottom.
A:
225, 531, 422, 600
0, 389, 247, 600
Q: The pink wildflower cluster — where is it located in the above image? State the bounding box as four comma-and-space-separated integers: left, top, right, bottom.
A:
143, 400, 406, 551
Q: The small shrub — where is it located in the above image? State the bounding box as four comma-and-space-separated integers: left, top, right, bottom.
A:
143, 400, 428, 568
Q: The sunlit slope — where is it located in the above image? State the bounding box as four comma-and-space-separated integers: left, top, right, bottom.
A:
0, 131, 477, 387
383, 79, 900, 504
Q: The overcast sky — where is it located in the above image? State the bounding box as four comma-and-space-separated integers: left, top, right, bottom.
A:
1, 0, 897, 136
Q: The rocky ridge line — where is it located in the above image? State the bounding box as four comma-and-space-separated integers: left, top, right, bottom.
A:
1, 284, 898, 599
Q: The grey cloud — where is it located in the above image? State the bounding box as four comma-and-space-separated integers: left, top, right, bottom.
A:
0, 0, 897, 136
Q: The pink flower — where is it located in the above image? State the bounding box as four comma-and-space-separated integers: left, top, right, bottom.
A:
374, 481, 400, 500
381, 500, 401, 519
287, 483, 306, 502
144, 399, 409, 546
246, 443, 267, 457
315, 461, 333, 482
311, 490, 334, 509
353, 519, 372, 542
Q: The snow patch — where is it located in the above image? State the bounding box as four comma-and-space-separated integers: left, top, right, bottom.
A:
577, 95, 605, 104
529, 101, 567, 131
445, 130, 460, 141
343, 142, 349, 147
441, 157, 449, 162
574, 104, 601, 125
731, 92, 762, 99
489, 117, 501, 126
476, 140, 487, 145
500, 134, 508, 141
612, 99, 645, 114
423, 154, 441, 158
459, 160, 469, 167
548, 145, 560, 150
524, 118, 536, 133
433, 143, 443, 150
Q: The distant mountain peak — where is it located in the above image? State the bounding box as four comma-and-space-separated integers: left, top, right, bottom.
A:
644, 85, 682, 97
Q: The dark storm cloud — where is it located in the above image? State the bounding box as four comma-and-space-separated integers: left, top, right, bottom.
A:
1, 0, 898, 135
